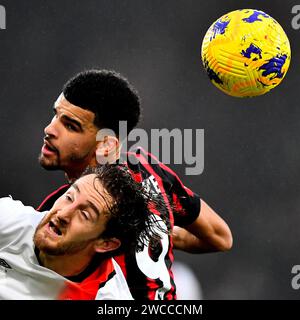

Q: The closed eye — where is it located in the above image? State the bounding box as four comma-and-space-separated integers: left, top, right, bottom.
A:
81, 211, 90, 221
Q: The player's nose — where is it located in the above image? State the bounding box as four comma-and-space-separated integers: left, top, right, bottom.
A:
55, 206, 74, 225
44, 116, 59, 138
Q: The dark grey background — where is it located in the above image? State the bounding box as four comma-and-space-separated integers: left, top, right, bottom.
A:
0, 0, 299, 299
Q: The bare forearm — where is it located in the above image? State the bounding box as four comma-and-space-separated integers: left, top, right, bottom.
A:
172, 226, 230, 253
172, 199, 233, 253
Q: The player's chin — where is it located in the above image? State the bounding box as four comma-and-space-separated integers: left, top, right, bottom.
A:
35, 242, 62, 256
38, 154, 60, 170
34, 233, 62, 254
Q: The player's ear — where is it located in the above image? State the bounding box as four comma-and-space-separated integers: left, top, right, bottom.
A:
94, 238, 121, 253
95, 129, 120, 164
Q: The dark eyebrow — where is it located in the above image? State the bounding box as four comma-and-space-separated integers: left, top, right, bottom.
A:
61, 114, 83, 131
53, 106, 83, 131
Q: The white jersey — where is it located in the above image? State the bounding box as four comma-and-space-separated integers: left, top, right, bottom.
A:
0, 197, 133, 300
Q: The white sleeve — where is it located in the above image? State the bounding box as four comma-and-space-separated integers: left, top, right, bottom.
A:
95, 258, 133, 300
0, 197, 45, 248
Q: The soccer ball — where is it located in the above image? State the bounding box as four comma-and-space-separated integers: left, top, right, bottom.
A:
201, 9, 291, 97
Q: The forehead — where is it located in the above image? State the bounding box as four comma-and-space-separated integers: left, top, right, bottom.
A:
54, 93, 96, 127
72, 174, 112, 212
75, 173, 98, 188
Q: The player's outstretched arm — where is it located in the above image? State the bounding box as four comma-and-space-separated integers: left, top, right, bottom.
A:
172, 199, 233, 253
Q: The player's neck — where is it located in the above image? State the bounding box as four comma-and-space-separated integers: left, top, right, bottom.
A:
65, 152, 121, 183
65, 170, 83, 183
64, 161, 93, 183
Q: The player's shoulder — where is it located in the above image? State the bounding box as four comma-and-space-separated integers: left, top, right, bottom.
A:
0, 196, 45, 231
123, 147, 187, 192
94, 258, 133, 300
126, 146, 159, 163
126, 147, 176, 175
0, 196, 37, 216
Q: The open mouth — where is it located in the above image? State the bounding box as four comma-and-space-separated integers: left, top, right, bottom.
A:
49, 221, 62, 236
42, 140, 58, 157
44, 140, 57, 152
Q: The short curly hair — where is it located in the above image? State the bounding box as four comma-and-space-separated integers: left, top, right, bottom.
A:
63, 69, 140, 135
82, 164, 167, 256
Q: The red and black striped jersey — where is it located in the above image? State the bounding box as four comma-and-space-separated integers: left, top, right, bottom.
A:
38, 147, 200, 300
